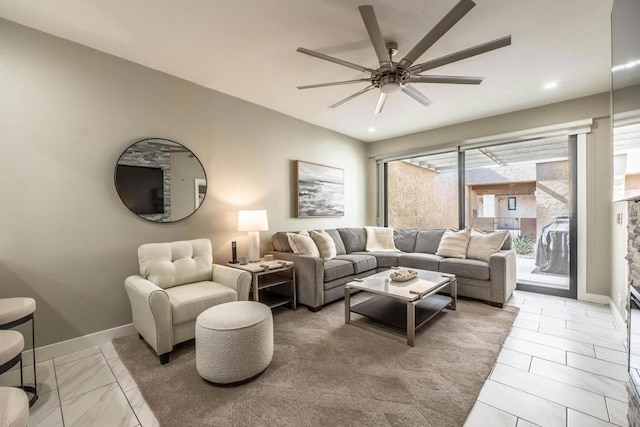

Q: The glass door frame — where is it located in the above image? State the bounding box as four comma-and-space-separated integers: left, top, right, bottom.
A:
498, 135, 578, 299
378, 134, 580, 299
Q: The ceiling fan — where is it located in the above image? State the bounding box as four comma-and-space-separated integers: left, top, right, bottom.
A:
296, 0, 511, 114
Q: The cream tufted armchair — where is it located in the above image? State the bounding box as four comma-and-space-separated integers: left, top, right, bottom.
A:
124, 238, 251, 364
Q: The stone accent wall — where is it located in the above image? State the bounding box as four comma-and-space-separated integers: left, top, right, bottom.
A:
627, 382, 640, 427
118, 141, 171, 221
630, 201, 640, 287
629, 201, 640, 427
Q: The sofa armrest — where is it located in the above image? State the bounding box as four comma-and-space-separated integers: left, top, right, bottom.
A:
212, 264, 252, 301
267, 251, 324, 308
489, 249, 517, 304
124, 275, 173, 355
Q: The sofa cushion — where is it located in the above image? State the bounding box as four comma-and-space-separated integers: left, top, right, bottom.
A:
398, 253, 443, 271
334, 253, 377, 273
439, 258, 490, 281
324, 229, 347, 255
365, 226, 399, 252
394, 229, 418, 253
271, 232, 292, 252
323, 259, 355, 282
310, 230, 337, 260
467, 230, 510, 262
287, 231, 320, 257
366, 251, 404, 268
436, 229, 471, 258
338, 228, 367, 253
414, 230, 446, 254
165, 281, 238, 325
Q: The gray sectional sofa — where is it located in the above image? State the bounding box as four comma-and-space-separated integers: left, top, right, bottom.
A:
267, 228, 516, 311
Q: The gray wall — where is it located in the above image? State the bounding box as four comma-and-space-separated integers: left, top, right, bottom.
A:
367, 94, 613, 298
0, 19, 368, 347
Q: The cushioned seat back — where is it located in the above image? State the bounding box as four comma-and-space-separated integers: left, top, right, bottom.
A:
138, 239, 213, 289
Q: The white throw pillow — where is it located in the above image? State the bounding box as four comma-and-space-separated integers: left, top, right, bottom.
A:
365, 226, 399, 252
466, 230, 509, 262
287, 230, 310, 253
435, 228, 471, 258
286, 231, 320, 257
310, 230, 337, 260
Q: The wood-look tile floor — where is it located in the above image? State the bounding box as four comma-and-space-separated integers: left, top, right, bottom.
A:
0, 290, 629, 426
465, 290, 629, 427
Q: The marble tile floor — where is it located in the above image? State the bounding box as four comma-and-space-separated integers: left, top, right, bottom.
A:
465, 290, 629, 427
0, 290, 629, 427
0, 341, 159, 427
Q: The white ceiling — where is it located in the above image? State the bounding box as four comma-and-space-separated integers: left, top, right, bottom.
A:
0, 0, 614, 142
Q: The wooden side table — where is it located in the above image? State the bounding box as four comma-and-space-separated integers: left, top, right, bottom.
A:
227, 259, 296, 310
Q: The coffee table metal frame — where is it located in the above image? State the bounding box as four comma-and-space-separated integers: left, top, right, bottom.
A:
345, 269, 457, 346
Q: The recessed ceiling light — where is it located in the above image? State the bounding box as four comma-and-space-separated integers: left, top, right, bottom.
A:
368, 127, 376, 133
543, 82, 558, 90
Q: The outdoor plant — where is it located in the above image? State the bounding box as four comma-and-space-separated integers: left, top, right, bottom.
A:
512, 234, 535, 255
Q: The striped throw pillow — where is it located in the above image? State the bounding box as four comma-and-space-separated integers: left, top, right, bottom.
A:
436, 229, 471, 258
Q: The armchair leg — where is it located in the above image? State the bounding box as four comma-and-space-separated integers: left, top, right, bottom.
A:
489, 302, 504, 308
159, 353, 170, 365
307, 306, 322, 313
138, 333, 143, 340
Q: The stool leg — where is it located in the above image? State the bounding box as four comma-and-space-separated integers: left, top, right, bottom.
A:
31, 315, 37, 402
20, 357, 24, 388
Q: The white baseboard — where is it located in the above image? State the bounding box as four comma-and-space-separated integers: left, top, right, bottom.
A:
20, 323, 136, 366
609, 297, 628, 338
577, 291, 610, 305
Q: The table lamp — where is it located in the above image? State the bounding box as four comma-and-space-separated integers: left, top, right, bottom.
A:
237, 209, 269, 262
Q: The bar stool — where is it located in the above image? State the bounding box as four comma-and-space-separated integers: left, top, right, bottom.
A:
0, 298, 37, 406
0, 387, 29, 427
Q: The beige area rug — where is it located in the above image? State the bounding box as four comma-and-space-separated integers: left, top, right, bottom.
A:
113, 297, 518, 427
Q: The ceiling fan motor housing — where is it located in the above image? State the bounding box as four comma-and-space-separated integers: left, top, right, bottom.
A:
378, 74, 403, 93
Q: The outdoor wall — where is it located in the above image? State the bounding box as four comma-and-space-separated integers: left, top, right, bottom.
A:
496, 195, 537, 219
536, 161, 570, 239
0, 19, 368, 347
367, 93, 612, 299
386, 161, 457, 229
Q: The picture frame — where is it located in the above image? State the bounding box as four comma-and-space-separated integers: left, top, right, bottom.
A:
508, 196, 516, 211
295, 160, 344, 217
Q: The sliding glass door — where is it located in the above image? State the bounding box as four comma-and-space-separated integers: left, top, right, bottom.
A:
462, 136, 577, 297
384, 151, 459, 229
382, 135, 578, 298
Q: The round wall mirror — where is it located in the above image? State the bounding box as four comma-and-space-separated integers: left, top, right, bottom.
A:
114, 138, 207, 223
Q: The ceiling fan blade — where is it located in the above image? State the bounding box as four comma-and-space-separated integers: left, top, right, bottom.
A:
408, 35, 511, 74
358, 5, 393, 70
401, 85, 432, 107
409, 75, 484, 85
374, 92, 388, 114
297, 79, 371, 89
297, 47, 375, 74
329, 85, 376, 108
398, 0, 476, 69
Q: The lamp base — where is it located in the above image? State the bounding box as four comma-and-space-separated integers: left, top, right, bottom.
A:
247, 231, 260, 263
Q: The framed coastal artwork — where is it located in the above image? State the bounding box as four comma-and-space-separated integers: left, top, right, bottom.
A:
295, 160, 344, 217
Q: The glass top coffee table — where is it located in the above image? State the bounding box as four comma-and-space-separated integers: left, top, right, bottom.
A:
345, 268, 457, 346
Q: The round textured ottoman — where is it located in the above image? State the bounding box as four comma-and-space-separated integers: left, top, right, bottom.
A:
195, 301, 273, 386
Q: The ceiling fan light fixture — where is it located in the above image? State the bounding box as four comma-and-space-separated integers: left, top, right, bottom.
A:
380, 81, 401, 94
379, 75, 402, 94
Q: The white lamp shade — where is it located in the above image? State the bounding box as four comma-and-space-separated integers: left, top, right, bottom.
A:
237, 210, 269, 231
